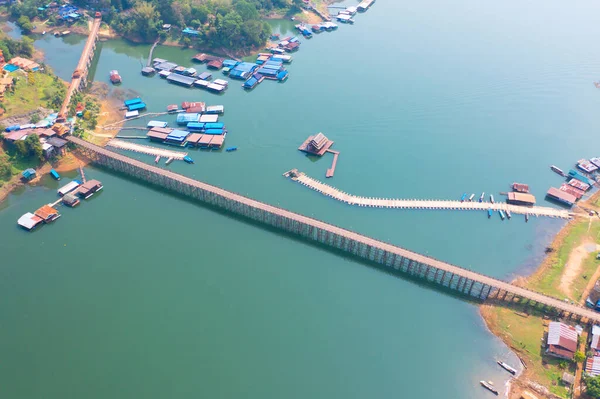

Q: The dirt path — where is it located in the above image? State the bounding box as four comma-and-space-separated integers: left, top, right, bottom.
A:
559, 240, 599, 298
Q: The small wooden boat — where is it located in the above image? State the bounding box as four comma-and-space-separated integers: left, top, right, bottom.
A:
468, 193, 475, 202
497, 360, 517, 375
488, 209, 493, 218
490, 194, 495, 204
499, 210, 506, 220
42, 31, 46, 35
506, 210, 512, 219
551, 165, 566, 177
525, 214, 529, 223
183, 155, 194, 164
480, 380, 498, 395
50, 169, 61, 180
165, 157, 174, 165
461, 193, 467, 202
479, 192, 485, 202
154, 155, 160, 163
226, 147, 237, 152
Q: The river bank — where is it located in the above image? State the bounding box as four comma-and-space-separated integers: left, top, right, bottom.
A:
481, 193, 600, 399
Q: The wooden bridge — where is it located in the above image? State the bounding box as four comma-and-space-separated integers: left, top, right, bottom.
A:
67, 136, 600, 323
106, 139, 187, 159
57, 14, 102, 122
287, 170, 573, 219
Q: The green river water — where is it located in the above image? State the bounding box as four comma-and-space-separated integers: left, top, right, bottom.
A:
3, 0, 600, 397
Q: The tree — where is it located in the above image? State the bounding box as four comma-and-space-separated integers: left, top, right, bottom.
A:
0, 152, 12, 180
24, 134, 43, 160
17, 16, 34, 34
574, 351, 586, 363
14, 140, 27, 157
30, 113, 40, 124
586, 375, 600, 398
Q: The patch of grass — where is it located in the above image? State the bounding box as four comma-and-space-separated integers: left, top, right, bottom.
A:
2, 71, 65, 116
528, 220, 592, 299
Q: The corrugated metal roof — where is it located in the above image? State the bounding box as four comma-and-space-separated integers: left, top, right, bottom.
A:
587, 357, 600, 377
507, 192, 536, 204
548, 322, 578, 352
547, 187, 576, 205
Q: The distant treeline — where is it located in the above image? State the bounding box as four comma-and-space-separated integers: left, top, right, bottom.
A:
9, 0, 305, 50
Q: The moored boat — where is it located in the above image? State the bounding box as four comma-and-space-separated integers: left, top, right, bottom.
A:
155, 155, 160, 163
468, 193, 475, 202
183, 155, 194, 164
479, 192, 485, 202
165, 157, 174, 165
226, 147, 237, 152
490, 194, 495, 204
461, 193, 467, 202
109, 70, 122, 84
480, 380, 498, 395
551, 165, 566, 177
488, 209, 492, 218
499, 210, 505, 220
50, 169, 61, 180
525, 214, 529, 223
506, 210, 512, 219
497, 360, 517, 375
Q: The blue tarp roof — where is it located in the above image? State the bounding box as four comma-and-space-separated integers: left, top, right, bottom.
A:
244, 78, 258, 88
222, 60, 239, 68
166, 129, 189, 141
205, 129, 224, 135
261, 65, 281, 71
128, 103, 146, 111
277, 70, 289, 80
229, 70, 249, 79
265, 60, 282, 66
187, 122, 205, 130
204, 123, 224, 129
124, 98, 142, 106
6, 125, 20, 132
177, 113, 200, 123
258, 68, 278, 76
569, 170, 594, 186
234, 62, 258, 72
198, 72, 212, 80
182, 28, 199, 35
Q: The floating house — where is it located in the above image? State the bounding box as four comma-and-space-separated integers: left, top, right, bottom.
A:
35, 205, 60, 223
125, 110, 139, 118
205, 128, 224, 135
62, 193, 80, 207
569, 179, 590, 191
298, 132, 334, 156
165, 129, 190, 146
591, 157, 600, 169
222, 60, 239, 69
124, 98, 142, 107
158, 70, 171, 79
147, 120, 168, 128
277, 70, 289, 81
154, 61, 178, 72
546, 322, 578, 359
207, 83, 226, 93
207, 59, 224, 70
206, 105, 224, 114
109, 70, 122, 84
336, 14, 354, 23
213, 79, 229, 87
127, 102, 146, 112
546, 187, 577, 207
193, 79, 210, 88
210, 135, 225, 148
186, 133, 203, 147
243, 75, 260, 89
568, 169, 595, 186
198, 134, 213, 148
17, 212, 44, 231
167, 73, 196, 87
167, 104, 179, 113
204, 122, 224, 130
181, 102, 205, 112
560, 183, 584, 199
147, 127, 172, 141
182, 67, 197, 77
578, 159, 598, 173
199, 114, 219, 123
173, 66, 186, 75
357, 0, 375, 12
512, 182, 529, 193
230, 62, 259, 80
141, 67, 156, 76
506, 192, 535, 206
78, 179, 103, 199
198, 72, 212, 80
58, 180, 81, 196
176, 113, 200, 125
187, 122, 206, 131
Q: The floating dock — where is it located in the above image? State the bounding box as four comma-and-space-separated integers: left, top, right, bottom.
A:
285, 170, 572, 219
326, 149, 339, 178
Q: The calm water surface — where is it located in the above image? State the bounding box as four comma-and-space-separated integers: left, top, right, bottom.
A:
3, 1, 600, 397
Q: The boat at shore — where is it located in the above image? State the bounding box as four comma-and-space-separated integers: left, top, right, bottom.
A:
480, 380, 498, 395
183, 155, 194, 164
506, 210, 512, 219
165, 157, 174, 165
154, 155, 160, 163
490, 194, 494, 203
479, 192, 485, 202
551, 165, 566, 177
497, 360, 517, 375
468, 193, 475, 202
461, 192, 467, 202
499, 210, 505, 220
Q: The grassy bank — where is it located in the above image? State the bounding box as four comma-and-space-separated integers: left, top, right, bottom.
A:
1, 71, 65, 117
482, 200, 600, 398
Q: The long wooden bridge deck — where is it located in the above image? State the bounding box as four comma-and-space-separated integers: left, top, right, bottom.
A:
287, 170, 573, 219
107, 139, 187, 159
67, 136, 600, 323
57, 16, 102, 121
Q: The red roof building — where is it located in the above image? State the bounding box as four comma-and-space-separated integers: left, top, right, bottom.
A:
546, 322, 578, 359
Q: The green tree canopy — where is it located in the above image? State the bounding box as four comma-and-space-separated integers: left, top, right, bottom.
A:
587, 375, 600, 398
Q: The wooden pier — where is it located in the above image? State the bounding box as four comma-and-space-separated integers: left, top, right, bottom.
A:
146, 40, 159, 67
106, 139, 187, 159
287, 170, 573, 219
326, 150, 339, 178
67, 136, 600, 324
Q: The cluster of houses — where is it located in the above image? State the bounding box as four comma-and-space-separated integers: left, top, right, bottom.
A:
2, 114, 70, 159
544, 321, 600, 381
37, 3, 83, 23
